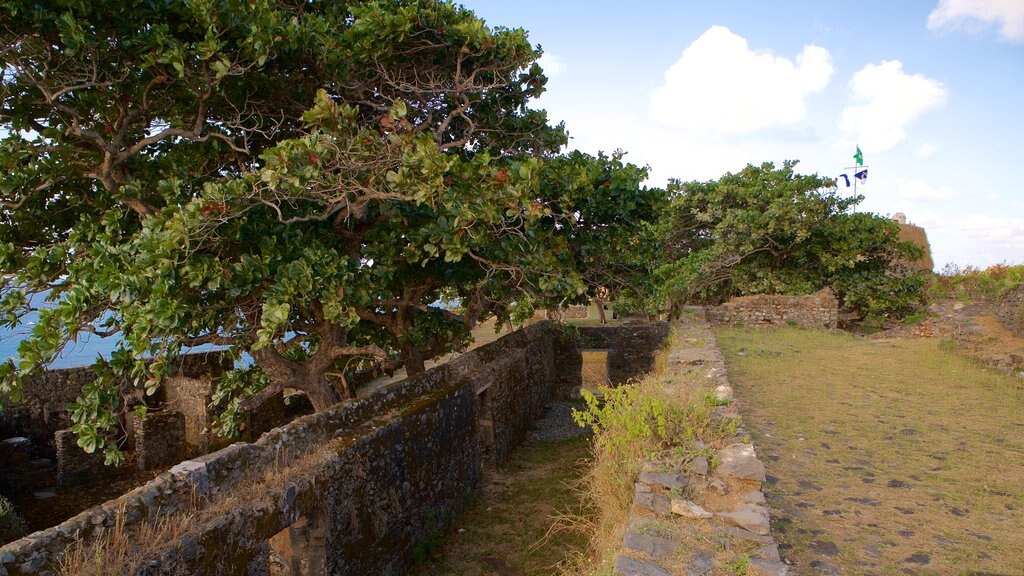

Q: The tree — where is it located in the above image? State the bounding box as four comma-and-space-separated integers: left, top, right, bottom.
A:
657, 161, 926, 318
535, 151, 668, 320
0, 0, 575, 462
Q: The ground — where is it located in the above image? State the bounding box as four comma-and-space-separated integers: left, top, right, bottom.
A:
412, 415, 592, 576
716, 325, 1024, 576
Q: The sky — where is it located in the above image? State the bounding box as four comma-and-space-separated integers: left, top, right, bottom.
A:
462, 0, 1024, 270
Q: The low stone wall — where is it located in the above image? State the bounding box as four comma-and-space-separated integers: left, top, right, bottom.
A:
0, 321, 669, 575
996, 286, 1024, 338
707, 288, 838, 329
579, 323, 670, 386
610, 310, 787, 576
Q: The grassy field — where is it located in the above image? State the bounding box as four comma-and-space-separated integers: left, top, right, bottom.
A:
716, 327, 1024, 576
413, 435, 592, 576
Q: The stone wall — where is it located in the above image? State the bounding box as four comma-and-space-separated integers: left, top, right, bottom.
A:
609, 311, 786, 575
134, 411, 187, 471
0, 368, 94, 454
579, 323, 670, 386
0, 321, 669, 575
0, 352, 229, 458
996, 286, 1024, 338
706, 288, 839, 329
54, 429, 105, 487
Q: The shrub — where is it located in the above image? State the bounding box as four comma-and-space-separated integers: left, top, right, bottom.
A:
0, 494, 27, 545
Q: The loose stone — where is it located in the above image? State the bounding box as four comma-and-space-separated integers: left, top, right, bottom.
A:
671, 498, 713, 519
623, 532, 679, 558
614, 555, 670, 576
717, 503, 771, 535
716, 443, 767, 481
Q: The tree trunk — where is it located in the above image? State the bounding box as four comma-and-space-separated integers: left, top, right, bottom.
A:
403, 343, 426, 376
299, 375, 343, 412
594, 298, 608, 324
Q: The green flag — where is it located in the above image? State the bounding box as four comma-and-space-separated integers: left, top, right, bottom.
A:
854, 146, 864, 166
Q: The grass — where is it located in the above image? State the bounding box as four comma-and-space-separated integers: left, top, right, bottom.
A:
716, 326, 1024, 576
413, 435, 593, 575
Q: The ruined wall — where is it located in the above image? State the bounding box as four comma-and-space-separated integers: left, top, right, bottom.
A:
996, 286, 1024, 338
0, 352, 229, 457
134, 411, 187, 471
0, 321, 669, 575
706, 288, 839, 329
0, 367, 94, 454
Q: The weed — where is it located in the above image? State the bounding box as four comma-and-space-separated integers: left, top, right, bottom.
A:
0, 495, 27, 545
727, 553, 750, 575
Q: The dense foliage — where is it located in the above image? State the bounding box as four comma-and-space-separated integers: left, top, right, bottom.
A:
657, 161, 927, 319
0, 0, 669, 462
929, 263, 1024, 301
536, 151, 667, 317
0, 1, 932, 466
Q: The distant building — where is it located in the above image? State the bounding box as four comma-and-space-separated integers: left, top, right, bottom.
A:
892, 213, 934, 272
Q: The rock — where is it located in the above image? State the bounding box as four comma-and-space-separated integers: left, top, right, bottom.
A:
904, 553, 930, 565
635, 482, 652, 493
810, 560, 841, 575
638, 471, 689, 491
708, 478, 728, 495
686, 550, 715, 576
623, 532, 679, 558
1, 437, 30, 449
687, 456, 710, 476
18, 554, 45, 574
713, 525, 774, 544
0, 551, 15, 564
749, 558, 789, 576
671, 498, 713, 519
614, 555, 670, 576
716, 444, 766, 481
754, 544, 781, 562
741, 490, 766, 504
810, 540, 839, 557
633, 492, 672, 516
717, 503, 771, 535
863, 544, 882, 559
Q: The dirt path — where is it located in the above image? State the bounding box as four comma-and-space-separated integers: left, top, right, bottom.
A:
717, 327, 1024, 576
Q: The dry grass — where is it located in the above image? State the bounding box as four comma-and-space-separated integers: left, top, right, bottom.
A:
55, 488, 202, 576
717, 326, 1024, 576
557, 368, 747, 576
412, 435, 593, 576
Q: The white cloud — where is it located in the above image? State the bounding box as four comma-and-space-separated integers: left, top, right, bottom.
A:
915, 143, 939, 159
838, 61, 948, 152
928, 0, 1024, 42
911, 212, 1024, 267
896, 179, 957, 201
650, 26, 833, 134
537, 53, 567, 79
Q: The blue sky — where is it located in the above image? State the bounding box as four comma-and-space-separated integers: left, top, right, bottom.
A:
463, 0, 1024, 269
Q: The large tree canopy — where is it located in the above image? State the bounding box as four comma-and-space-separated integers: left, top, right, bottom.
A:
657, 161, 926, 319
0, 0, 622, 462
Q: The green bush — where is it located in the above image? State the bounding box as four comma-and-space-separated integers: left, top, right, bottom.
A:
0, 494, 27, 545
929, 263, 1024, 301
